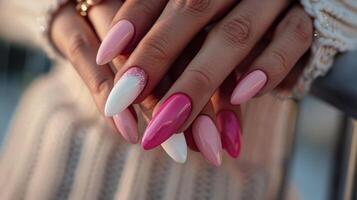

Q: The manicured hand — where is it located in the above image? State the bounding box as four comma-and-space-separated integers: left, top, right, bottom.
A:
100, 1, 312, 159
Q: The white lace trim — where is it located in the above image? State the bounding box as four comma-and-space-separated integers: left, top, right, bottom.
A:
292, 0, 357, 98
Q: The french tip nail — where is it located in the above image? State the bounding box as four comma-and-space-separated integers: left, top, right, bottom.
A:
104, 67, 147, 117
161, 133, 187, 163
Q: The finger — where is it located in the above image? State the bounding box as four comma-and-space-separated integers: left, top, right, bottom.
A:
103, 0, 235, 117
192, 102, 223, 166
212, 74, 242, 158
230, 6, 313, 105
52, 4, 114, 114
96, 0, 168, 65
87, 0, 123, 39
51, 4, 139, 143
141, 0, 289, 148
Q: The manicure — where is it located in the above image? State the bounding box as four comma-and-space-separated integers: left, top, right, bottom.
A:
113, 108, 139, 144
96, 19, 135, 65
230, 70, 267, 105
192, 115, 222, 166
184, 129, 199, 152
161, 133, 187, 163
217, 111, 241, 158
105, 67, 147, 116
141, 93, 192, 150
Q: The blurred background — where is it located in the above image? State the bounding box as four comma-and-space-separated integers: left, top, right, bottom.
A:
0, 40, 355, 200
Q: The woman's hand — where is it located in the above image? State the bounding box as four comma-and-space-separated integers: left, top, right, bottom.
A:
50, 0, 243, 165
100, 1, 313, 151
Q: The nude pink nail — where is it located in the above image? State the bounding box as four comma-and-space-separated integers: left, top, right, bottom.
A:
192, 115, 222, 166
96, 20, 135, 65
230, 70, 267, 105
141, 94, 192, 150
217, 111, 242, 158
113, 108, 138, 144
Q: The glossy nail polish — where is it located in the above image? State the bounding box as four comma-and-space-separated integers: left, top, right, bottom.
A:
105, 67, 147, 116
96, 19, 135, 65
141, 94, 192, 150
184, 129, 199, 152
192, 115, 222, 166
230, 70, 267, 105
113, 108, 139, 144
161, 133, 187, 163
217, 111, 241, 158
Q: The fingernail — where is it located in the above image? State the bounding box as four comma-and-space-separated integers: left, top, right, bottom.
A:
96, 19, 135, 65
105, 67, 147, 116
113, 108, 139, 144
142, 94, 192, 150
161, 133, 187, 163
184, 129, 199, 152
217, 111, 242, 158
192, 115, 222, 166
230, 70, 267, 105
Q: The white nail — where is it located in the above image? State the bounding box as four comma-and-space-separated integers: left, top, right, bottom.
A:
105, 67, 147, 116
161, 133, 187, 163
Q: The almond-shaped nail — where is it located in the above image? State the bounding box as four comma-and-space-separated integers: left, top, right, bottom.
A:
230, 70, 267, 105
192, 115, 222, 166
96, 19, 135, 65
105, 67, 147, 116
184, 129, 199, 152
161, 133, 187, 163
217, 111, 242, 158
141, 94, 192, 150
113, 108, 138, 144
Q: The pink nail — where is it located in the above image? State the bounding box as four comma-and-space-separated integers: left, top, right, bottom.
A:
113, 108, 139, 144
96, 20, 135, 65
230, 70, 267, 105
217, 111, 242, 158
141, 94, 192, 150
192, 115, 222, 166
184, 129, 199, 152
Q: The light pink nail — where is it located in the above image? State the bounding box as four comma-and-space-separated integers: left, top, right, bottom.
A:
192, 115, 222, 166
230, 70, 267, 105
113, 108, 138, 144
96, 20, 135, 65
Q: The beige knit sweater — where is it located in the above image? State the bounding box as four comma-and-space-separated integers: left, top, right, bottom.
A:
0, 0, 355, 199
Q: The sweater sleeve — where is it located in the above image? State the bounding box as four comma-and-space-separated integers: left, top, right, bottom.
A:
292, 0, 357, 98
0, 0, 67, 56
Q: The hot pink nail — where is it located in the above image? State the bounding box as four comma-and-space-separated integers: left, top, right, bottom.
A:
192, 115, 222, 166
217, 111, 242, 158
184, 129, 199, 152
141, 94, 192, 150
113, 108, 138, 144
96, 19, 135, 65
230, 70, 267, 105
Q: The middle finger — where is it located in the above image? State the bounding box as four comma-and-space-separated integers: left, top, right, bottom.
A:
142, 0, 289, 149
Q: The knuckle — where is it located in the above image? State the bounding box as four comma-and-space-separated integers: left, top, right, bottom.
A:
269, 48, 290, 71
89, 75, 112, 97
67, 33, 90, 60
218, 15, 252, 48
142, 35, 170, 61
133, 0, 158, 16
172, 0, 211, 15
288, 12, 313, 46
186, 67, 213, 91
